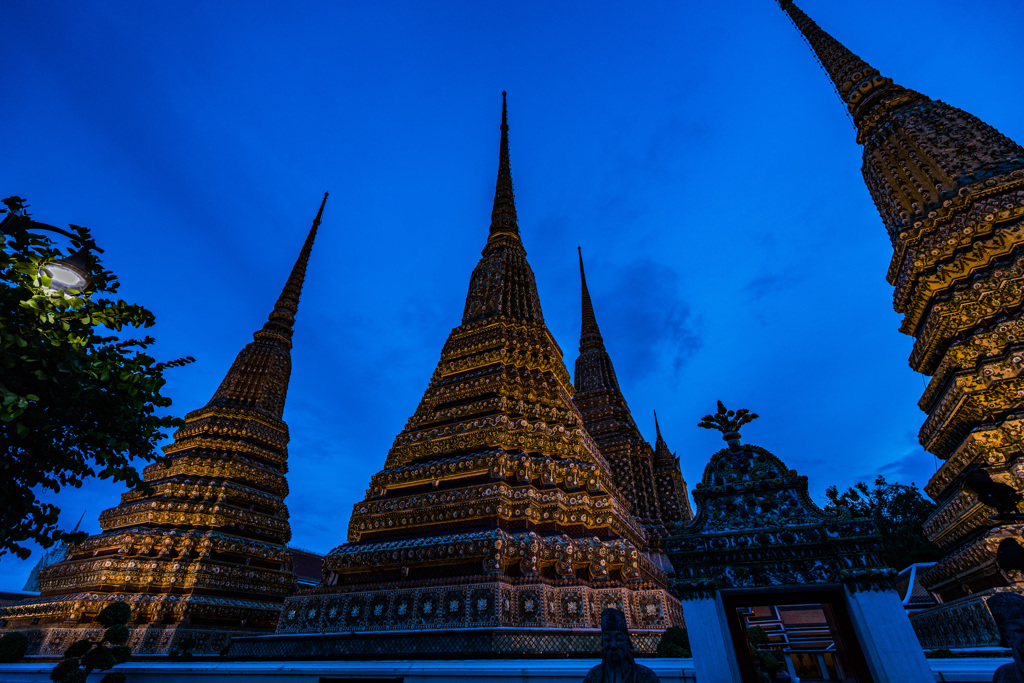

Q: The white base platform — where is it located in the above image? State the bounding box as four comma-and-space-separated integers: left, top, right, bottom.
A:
0, 656, 1010, 682
0, 658, 696, 683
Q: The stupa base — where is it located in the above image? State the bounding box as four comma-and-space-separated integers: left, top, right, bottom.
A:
9, 623, 263, 656
226, 626, 664, 659
275, 577, 682, 634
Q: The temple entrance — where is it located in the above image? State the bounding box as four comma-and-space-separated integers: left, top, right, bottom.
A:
721, 589, 874, 683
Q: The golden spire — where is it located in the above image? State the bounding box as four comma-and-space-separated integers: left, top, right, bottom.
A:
488, 91, 519, 242
775, 1, 908, 127
462, 94, 544, 324
258, 191, 328, 345
653, 410, 674, 468
578, 246, 603, 351
574, 247, 619, 393
208, 192, 327, 419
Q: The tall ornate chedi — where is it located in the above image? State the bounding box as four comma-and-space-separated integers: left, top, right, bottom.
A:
776, 0, 1024, 646
1, 194, 328, 655
257, 95, 684, 659
572, 249, 692, 569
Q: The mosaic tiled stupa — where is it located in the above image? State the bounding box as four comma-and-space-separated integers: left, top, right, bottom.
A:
1, 195, 328, 655
775, 0, 1024, 648
251, 95, 685, 658
573, 249, 693, 571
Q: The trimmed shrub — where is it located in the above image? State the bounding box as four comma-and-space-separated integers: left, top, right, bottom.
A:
96, 603, 131, 628
103, 624, 130, 645
50, 659, 80, 682
110, 645, 132, 664
656, 626, 692, 657
0, 632, 30, 663
51, 600, 132, 683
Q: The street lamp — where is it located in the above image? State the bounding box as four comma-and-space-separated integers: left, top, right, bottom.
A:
0, 198, 103, 292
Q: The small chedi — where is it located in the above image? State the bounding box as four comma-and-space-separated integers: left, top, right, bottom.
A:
668, 403, 892, 596
0, 196, 328, 655
775, 0, 1024, 648
248, 94, 687, 658
574, 248, 693, 574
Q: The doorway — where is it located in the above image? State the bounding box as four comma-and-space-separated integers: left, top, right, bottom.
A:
721, 589, 874, 682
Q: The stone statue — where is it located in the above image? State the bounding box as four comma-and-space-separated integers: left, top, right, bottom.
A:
990, 592, 1024, 683
583, 608, 661, 683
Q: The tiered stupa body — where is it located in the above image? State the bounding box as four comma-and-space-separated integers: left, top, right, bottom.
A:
572, 250, 693, 569
776, 0, 1024, 647
268, 96, 683, 657
1, 195, 328, 655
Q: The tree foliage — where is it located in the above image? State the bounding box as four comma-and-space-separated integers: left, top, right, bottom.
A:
745, 626, 783, 681
824, 474, 942, 569
656, 625, 691, 657
1, 197, 191, 558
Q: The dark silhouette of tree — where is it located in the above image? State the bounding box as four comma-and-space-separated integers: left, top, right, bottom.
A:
824, 475, 942, 569
1, 197, 192, 558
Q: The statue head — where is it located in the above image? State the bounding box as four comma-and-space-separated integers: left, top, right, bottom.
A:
989, 592, 1024, 663
600, 607, 632, 667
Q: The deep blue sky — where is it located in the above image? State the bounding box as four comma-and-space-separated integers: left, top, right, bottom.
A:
2, 1, 1023, 586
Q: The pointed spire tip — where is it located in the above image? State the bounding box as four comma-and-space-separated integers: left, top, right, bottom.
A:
488, 90, 517, 240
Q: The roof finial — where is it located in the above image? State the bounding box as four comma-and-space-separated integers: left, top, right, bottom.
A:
578, 247, 604, 350
776, 1, 908, 128
654, 410, 664, 442
698, 401, 759, 452
488, 92, 519, 241
259, 192, 328, 345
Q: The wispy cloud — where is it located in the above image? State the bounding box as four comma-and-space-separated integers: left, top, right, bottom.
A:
600, 257, 703, 382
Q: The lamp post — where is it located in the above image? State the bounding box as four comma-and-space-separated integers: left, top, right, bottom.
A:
0, 196, 103, 292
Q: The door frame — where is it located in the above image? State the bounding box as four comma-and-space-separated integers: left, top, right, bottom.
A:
719, 586, 875, 682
